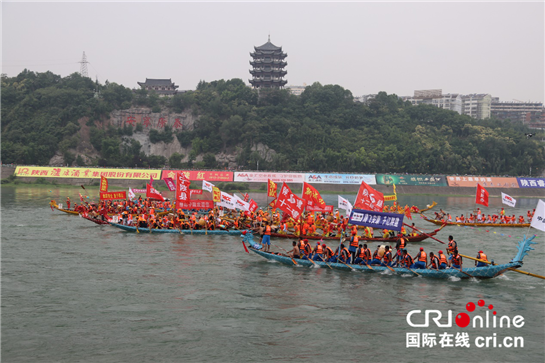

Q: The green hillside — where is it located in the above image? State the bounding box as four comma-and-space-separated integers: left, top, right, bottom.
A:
1, 70, 543, 176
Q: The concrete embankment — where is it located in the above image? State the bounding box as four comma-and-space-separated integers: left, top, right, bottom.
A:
2, 166, 543, 197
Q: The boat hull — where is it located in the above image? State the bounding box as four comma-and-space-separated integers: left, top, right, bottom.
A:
422, 216, 530, 228
248, 247, 519, 279
109, 222, 242, 235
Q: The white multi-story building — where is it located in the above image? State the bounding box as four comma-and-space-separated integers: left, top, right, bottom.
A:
460, 94, 492, 120
286, 84, 307, 96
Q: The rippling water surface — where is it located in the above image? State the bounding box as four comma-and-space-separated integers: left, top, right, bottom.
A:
2, 186, 544, 362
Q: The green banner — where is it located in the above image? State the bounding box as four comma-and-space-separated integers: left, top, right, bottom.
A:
376, 174, 448, 186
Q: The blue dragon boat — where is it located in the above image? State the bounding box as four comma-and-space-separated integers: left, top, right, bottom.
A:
241, 232, 537, 280
109, 222, 242, 235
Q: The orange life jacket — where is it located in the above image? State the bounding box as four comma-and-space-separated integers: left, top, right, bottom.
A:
383, 251, 392, 263
264, 225, 271, 235
451, 254, 462, 266
438, 254, 447, 265
315, 245, 323, 254
418, 251, 427, 262
477, 252, 488, 262
350, 235, 359, 248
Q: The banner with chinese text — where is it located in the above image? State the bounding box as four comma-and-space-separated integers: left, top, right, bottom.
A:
517, 177, 545, 189
14, 166, 161, 180
376, 174, 447, 186
99, 191, 127, 200
304, 173, 376, 185
175, 200, 215, 210
349, 209, 404, 232
447, 176, 519, 188
161, 170, 233, 182
234, 172, 305, 183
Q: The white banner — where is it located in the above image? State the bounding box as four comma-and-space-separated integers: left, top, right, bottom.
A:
128, 188, 136, 200
234, 172, 305, 183
530, 200, 545, 232
501, 192, 516, 208
202, 180, 214, 193
233, 194, 250, 211
338, 195, 353, 217
218, 191, 236, 210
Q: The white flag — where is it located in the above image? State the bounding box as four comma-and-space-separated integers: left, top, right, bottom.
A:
530, 199, 545, 232
128, 188, 135, 200
338, 195, 353, 217
218, 191, 236, 210
501, 192, 516, 208
202, 180, 214, 193
233, 194, 250, 211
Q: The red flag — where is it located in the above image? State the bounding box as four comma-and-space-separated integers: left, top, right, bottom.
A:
354, 181, 384, 212
248, 199, 258, 213
267, 179, 277, 198
100, 175, 108, 193
404, 206, 413, 220
302, 182, 326, 208
274, 183, 306, 220
146, 183, 165, 201
176, 171, 191, 202
79, 193, 84, 202
164, 177, 176, 191
243, 193, 250, 202
476, 184, 489, 207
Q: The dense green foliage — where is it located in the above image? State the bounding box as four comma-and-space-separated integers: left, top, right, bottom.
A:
2, 71, 544, 176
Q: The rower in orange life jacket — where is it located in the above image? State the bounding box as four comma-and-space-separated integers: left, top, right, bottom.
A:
349, 234, 359, 263
400, 249, 414, 269
447, 235, 457, 255
436, 250, 448, 269
381, 246, 393, 267
413, 247, 427, 269
395, 236, 406, 264
475, 250, 489, 267
449, 249, 462, 269
261, 221, 272, 252
312, 241, 324, 261
339, 244, 351, 263
428, 252, 440, 269
323, 244, 335, 262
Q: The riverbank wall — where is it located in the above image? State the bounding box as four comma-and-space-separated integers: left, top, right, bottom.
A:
3, 166, 543, 197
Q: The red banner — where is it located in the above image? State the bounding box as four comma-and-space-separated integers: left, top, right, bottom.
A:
190, 189, 203, 195
100, 191, 127, 200
476, 184, 489, 207
100, 175, 108, 193
267, 179, 277, 198
305, 204, 334, 213
354, 181, 384, 212
248, 199, 258, 213
175, 200, 215, 210
176, 171, 191, 202
162, 170, 233, 182
146, 183, 165, 201
302, 182, 326, 208
164, 177, 176, 191
275, 182, 306, 220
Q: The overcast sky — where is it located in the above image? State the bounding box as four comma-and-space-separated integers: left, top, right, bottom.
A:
2, 1, 544, 102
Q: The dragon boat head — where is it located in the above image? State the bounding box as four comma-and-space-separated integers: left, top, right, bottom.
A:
241, 230, 262, 250
511, 234, 537, 264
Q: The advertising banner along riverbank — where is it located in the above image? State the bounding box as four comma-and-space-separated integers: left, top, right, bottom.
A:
161, 170, 233, 182
304, 173, 376, 185
376, 174, 448, 186
234, 172, 305, 183
14, 166, 161, 180
446, 176, 519, 188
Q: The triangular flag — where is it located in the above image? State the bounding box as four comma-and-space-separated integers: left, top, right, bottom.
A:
530, 200, 545, 232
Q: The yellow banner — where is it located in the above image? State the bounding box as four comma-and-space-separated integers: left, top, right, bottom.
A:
14, 166, 161, 180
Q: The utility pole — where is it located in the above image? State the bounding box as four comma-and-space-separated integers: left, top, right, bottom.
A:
79, 52, 89, 78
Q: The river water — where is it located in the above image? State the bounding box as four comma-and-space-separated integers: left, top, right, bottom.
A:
2, 186, 544, 362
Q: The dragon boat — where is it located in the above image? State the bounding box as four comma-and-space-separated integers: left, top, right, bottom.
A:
81, 215, 110, 225
268, 224, 445, 243
50, 200, 171, 217
241, 232, 537, 280
108, 222, 242, 235
421, 214, 530, 228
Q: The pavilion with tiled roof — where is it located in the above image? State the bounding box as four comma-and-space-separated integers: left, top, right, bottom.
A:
249, 36, 288, 89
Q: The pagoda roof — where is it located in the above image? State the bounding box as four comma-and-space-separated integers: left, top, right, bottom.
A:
254, 36, 283, 52
137, 78, 178, 87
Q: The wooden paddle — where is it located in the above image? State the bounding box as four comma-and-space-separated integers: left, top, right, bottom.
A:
403, 223, 446, 244
317, 255, 333, 270
459, 253, 545, 280
273, 244, 298, 265
455, 266, 473, 278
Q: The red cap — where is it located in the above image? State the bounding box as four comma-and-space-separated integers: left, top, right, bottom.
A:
479, 250, 483, 253
420, 247, 424, 251
304, 239, 308, 242
439, 250, 443, 254
317, 242, 321, 245
242, 231, 247, 235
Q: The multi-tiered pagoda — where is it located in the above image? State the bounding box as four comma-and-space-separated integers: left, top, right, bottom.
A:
249, 37, 287, 89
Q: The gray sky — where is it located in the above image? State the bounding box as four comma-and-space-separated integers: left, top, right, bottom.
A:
2, 1, 544, 102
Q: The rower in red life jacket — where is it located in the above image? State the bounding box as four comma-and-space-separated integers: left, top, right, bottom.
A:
475, 250, 489, 267
428, 252, 440, 269
437, 250, 448, 269
413, 247, 427, 269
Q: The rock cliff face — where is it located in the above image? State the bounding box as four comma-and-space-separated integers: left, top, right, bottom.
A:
50, 106, 277, 169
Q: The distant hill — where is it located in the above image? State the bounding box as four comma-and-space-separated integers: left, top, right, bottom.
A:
1, 70, 543, 176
